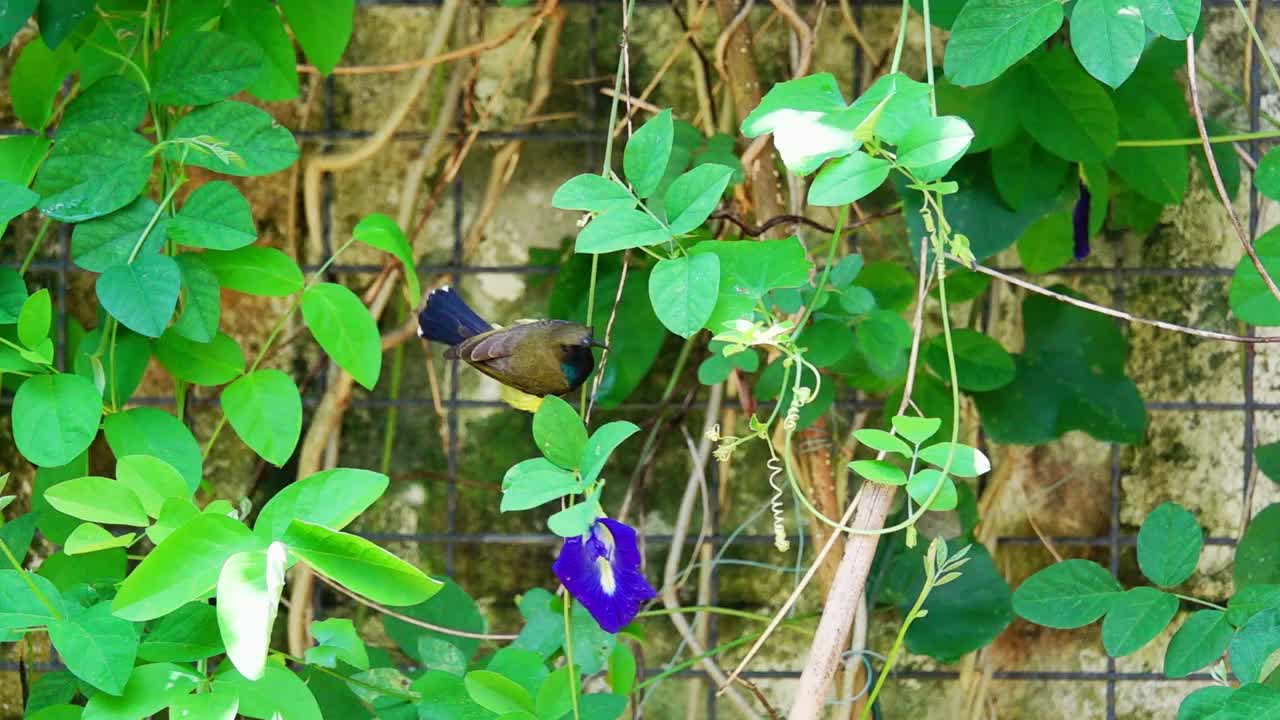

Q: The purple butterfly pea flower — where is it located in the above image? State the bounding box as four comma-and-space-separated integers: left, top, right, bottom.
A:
553, 517, 657, 633
1073, 181, 1091, 261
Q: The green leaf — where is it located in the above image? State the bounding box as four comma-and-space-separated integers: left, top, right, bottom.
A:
1109, 82, 1189, 205
0, 570, 66, 630
935, 76, 1021, 153
1164, 610, 1234, 678
579, 694, 627, 720
663, 164, 732, 234
302, 282, 382, 390
891, 415, 941, 445
899, 542, 1014, 662
23, 671, 78, 716
649, 254, 720, 338
1199, 117, 1242, 203
742, 73, 856, 174
137, 601, 223, 662
1229, 608, 1280, 684
575, 208, 672, 254
277, 0, 353, 76
306, 617, 369, 670
212, 665, 323, 720
1070, 0, 1145, 88
147, 497, 200, 546
151, 31, 263, 106
97, 254, 181, 338
352, 214, 421, 302
798, 318, 855, 367
852, 428, 912, 457
607, 644, 636, 695
808, 151, 891, 206
1102, 587, 1179, 657
48, 602, 139, 695
1258, 148, 1280, 202
70, 198, 169, 273
104, 407, 203, 494
896, 116, 974, 181
1230, 229, 1280, 325
906, 469, 958, 510
34, 122, 153, 223
10, 36, 77, 130
689, 237, 813, 331
384, 577, 485, 663
551, 174, 635, 213
923, 329, 1015, 392
532, 395, 588, 470
548, 497, 602, 538
992, 137, 1069, 212
156, 330, 245, 386
170, 181, 258, 250
0, 0, 35, 46
217, 543, 287, 680
203, 246, 305, 297
944, 0, 1065, 86
579, 421, 639, 487
414, 671, 495, 720
1015, 212, 1074, 274
465, 670, 535, 715
223, 369, 302, 466
282, 520, 442, 606
222, 0, 301, 101
167, 692, 240, 720
166, 100, 299, 177
13, 374, 103, 468
1019, 49, 1119, 163
917, 442, 991, 477
0, 179, 37, 235
32, 455, 88, 545
487, 647, 548, 701
534, 666, 577, 720
849, 459, 906, 486
973, 288, 1146, 445
855, 309, 912, 377
64, 522, 135, 555
501, 459, 582, 512
18, 288, 50, 348
1012, 559, 1122, 628
113, 513, 265, 622
36, 0, 93, 49
113, 454, 188, 519
1177, 686, 1234, 720
0, 512, 38, 567
253, 467, 388, 543
1136, 0, 1199, 38
1259, 442, 1280, 485
1229, 585, 1280, 628
173, 253, 222, 342
623, 109, 674, 199
1136, 502, 1203, 587
1237, 503, 1280, 589
0, 269, 28, 323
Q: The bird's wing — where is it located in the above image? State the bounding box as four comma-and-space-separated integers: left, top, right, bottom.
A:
457, 326, 527, 362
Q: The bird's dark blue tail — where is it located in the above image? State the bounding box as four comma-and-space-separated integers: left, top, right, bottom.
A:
417, 285, 492, 346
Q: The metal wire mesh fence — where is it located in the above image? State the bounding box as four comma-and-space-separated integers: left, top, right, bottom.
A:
0, 1, 1270, 717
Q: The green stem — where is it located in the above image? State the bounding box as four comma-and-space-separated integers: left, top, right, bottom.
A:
1116, 129, 1280, 147
128, 180, 184, 264
381, 344, 406, 476
277, 652, 420, 703
635, 616, 815, 692
0, 540, 61, 621
922, 0, 936, 116
889, 0, 911, 75
795, 206, 847, 332
859, 574, 934, 718
562, 592, 582, 720
19, 218, 54, 277
1231, 0, 1280, 98
1174, 592, 1227, 612
638, 605, 776, 623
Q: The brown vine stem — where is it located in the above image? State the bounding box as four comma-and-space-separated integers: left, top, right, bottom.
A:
607, 0, 715, 138
768, 0, 813, 78
959, 256, 1280, 344
317, 574, 518, 641
1187, 36, 1280, 308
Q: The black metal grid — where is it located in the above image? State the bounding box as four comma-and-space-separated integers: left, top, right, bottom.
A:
0, 1, 1269, 718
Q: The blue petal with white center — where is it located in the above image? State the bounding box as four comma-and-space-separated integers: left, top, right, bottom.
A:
553, 517, 656, 633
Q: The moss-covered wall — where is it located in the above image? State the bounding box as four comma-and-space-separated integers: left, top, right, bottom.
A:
1, 3, 1278, 718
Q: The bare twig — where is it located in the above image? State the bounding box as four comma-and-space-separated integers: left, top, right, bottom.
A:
1187, 36, 1280, 307
711, 207, 901, 237
601, 88, 662, 115
768, 0, 813, 78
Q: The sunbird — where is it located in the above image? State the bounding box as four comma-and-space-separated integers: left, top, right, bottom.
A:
417, 286, 605, 406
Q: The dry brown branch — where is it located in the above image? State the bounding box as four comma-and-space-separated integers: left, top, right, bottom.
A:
601, 88, 662, 115
318, 573, 518, 640
607, 0, 716, 138
1187, 36, 1280, 307
769, 0, 813, 78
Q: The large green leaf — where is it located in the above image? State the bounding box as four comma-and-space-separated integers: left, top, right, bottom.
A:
901, 543, 1013, 663
137, 602, 223, 663
351, 214, 421, 302
166, 101, 299, 177
12, 374, 103, 468
992, 135, 1070, 211
151, 31, 263, 106
1230, 228, 1280, 326
895, 115, 974, 181
0, 569, 66, 631
277, 0, 354, 76
1237, 503, 1280, 589
551, 174, 636, 213
1164, 610, 1233, 678
282, 520, 442, 606
1136, 502, 1202, 587
223, 369, 302, 466
809, 151, 891, 206
48, 602, 139, 695
1019, 48, 1119, 162
213, 665, 323, 720
1012, 559, 1122, 628
253, 467, 389, 542
1229, 608, 1280, 684
201, 246, 304, 296
532, 395, 587, 470
113, 514, 266, 621
217, 543, 287, 680
688, 237, 813, 332
1015, 212, 1074, 274
34, 123, 153, 223
222, 0, 301, 101
169, 181, 258, 250
575, 208, 672, 254
741, 73, 856, 175
1136, 0, 1199, 40
81, 663, 201, 718
923, 329, 1015, 392
173, 253, 223, 342
35, 0, 93, 49
830, 72, 931, 146
944, 0, 1065, 86
1109, 81, 1189, 205
384, 577, 485, 662
103, 407, 203, 493
1070, 0, 1145, 88
501, 458, 582, 512
663, 164, 733, 234
1102, 587, 1179, 657
301, 282, 382, 390
973, 288, 1146, 444
623, 109, 674, 199
935, 76, 1021, 153
43, 476, 148, 527
115, 454, 189, 518
155, 330, 246, 386
61, 76, 148, 132
0, 0, 36, 46
71, 198, 169, 273
10, 36, 77, 130
97, 254, 182, 338
648, 254, 720, 338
